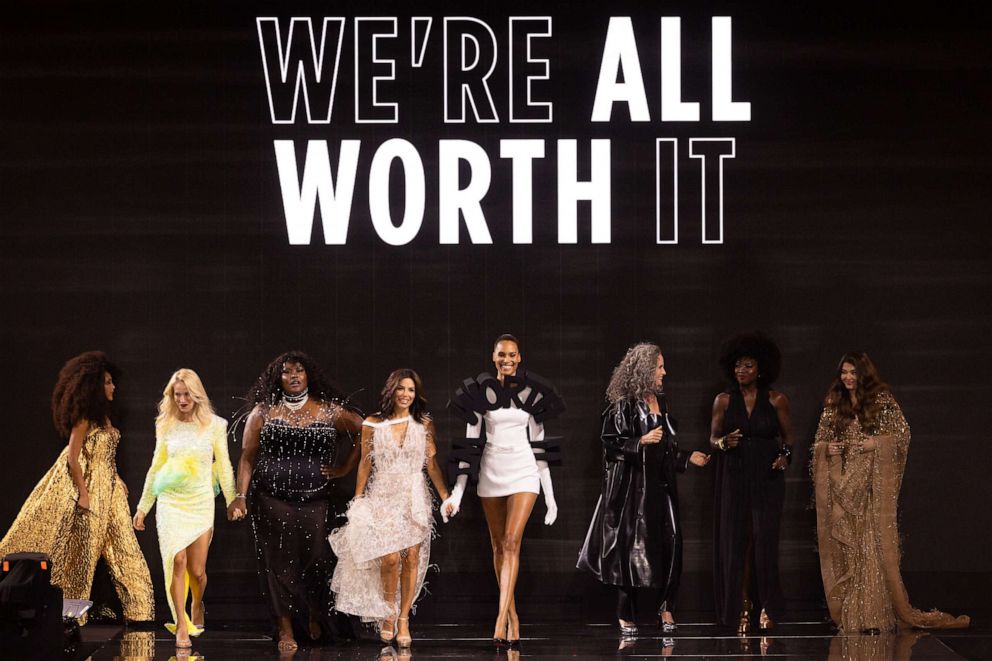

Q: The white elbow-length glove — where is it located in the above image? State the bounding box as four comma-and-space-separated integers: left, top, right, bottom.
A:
537, 461, 557, 525
440, 474, 467, 523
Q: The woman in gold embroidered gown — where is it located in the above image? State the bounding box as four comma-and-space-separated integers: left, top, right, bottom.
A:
811, 352, 969, 632
132, 368, 238, 648
0, 351, 154, 622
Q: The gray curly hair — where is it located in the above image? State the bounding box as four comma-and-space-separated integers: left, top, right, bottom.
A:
606, 342, 662, 404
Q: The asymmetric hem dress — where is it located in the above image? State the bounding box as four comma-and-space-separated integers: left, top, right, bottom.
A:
136, 415, 235, 634
329, 416, 435, 624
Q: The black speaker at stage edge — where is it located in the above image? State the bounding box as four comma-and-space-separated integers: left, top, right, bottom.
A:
0, 552, 64, 659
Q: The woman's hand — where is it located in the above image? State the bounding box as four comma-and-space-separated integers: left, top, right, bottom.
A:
132, 511, 145, 531
859, 436, 877, 453
771, 455, 788, 471
320, 464, 346, 480
76, 493, 91, 513
722, 429, 743, 449
227, 498, 247, 521
689, 451, 711, 467
827, 441, 844, 456
640, 428, 663, 445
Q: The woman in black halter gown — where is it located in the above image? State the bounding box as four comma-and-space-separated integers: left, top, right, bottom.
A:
709, 333, 795, 634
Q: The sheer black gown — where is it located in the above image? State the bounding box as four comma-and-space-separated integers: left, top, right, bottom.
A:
578, 397, 690, 617
712, 386, 786, 625
248, 408, 352, 639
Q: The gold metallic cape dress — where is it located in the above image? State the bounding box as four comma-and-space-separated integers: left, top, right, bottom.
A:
136, 415, 235, 635
0, 426, 154, 621
811, 392, 969, 632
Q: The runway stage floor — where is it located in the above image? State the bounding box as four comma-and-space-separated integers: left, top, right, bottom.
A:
73, 618, 990, 660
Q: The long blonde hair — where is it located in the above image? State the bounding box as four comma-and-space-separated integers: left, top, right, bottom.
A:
156, 368, 215, 433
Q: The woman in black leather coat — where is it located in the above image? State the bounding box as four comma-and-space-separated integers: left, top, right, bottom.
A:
577, 343, 709, 635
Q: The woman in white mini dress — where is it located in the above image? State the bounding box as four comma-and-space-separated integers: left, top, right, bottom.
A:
443, 334, 565, 647
329, 369, 449, 648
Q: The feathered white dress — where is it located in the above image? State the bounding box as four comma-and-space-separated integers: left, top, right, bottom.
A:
328, 416, 435, 623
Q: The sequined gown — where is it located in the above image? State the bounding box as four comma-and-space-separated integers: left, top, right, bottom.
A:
0, 426, 154, 620
329, 417, 435, 623
136, 415, 236, 634
249, 404, 347, 633
812, 391, 969, 631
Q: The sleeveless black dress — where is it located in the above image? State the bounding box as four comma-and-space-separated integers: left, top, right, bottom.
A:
712, 387, 786, 625
249, 416, 351, 639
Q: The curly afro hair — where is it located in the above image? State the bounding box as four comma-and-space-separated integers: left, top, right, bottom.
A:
718, 332, 781, 386
51, 351, 120, 438
246, 350, 344, 406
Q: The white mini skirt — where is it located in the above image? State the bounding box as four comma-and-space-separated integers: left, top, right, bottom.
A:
477, 443, 540, 497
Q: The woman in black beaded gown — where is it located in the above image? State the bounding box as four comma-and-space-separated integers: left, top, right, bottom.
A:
709, 333, 795, 634
230, 351, 362, 653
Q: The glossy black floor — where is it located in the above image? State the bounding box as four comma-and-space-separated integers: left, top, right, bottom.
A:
71, 616, 990, 660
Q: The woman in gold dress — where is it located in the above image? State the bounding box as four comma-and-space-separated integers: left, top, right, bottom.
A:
133, 369, 238, 648
0, 351, 154, 622
811, 352, 969, 632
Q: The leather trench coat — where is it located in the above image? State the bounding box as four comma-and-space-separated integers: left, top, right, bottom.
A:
577, 397, 689, 588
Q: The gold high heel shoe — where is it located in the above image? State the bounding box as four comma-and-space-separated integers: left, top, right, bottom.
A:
758, 608, 774, 631
396, 617, 412, 648
737, 599, 752, 636
380, 617, 397, 644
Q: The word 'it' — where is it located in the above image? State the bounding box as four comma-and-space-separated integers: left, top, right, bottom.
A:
274, 138, 734, 245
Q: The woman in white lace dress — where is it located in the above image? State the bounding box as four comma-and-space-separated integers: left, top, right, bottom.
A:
132, 369, 238, 648
329, 369, 450, 647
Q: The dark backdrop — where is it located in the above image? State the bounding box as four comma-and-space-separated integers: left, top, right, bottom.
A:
1, 1, 990, 623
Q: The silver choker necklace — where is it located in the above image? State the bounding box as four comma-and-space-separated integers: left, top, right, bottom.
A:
283, 389, 309, 411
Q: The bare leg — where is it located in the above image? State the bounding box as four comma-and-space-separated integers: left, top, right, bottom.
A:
481, 496, 509, 639
380, 552, 401, 640
183, 530, 212, 628
507, 593, 520, 641
171, 549, 190, 646
483, 493, 538, 641
276, 616, 296, 651
397, 545, 420, 644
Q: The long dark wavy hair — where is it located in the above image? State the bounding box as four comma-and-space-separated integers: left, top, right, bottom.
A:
377, 368, 429, 423
246, 351, 344, 406
51, 351, 120, 438
824, 352, 889, 434
718, 331, 782, 387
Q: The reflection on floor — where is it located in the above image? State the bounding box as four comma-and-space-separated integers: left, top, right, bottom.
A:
75, 619, 989, 660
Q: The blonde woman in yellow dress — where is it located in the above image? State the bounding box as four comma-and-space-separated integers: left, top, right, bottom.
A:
0, 351, 154, 622
132, 369, 238, 648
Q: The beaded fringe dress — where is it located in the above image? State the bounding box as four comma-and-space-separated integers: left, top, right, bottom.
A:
136, 415, 236, 635
812, 391, 969, 631
248, 401, 350, 634
0, 426, 154, 621
329, 416, 435, 625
